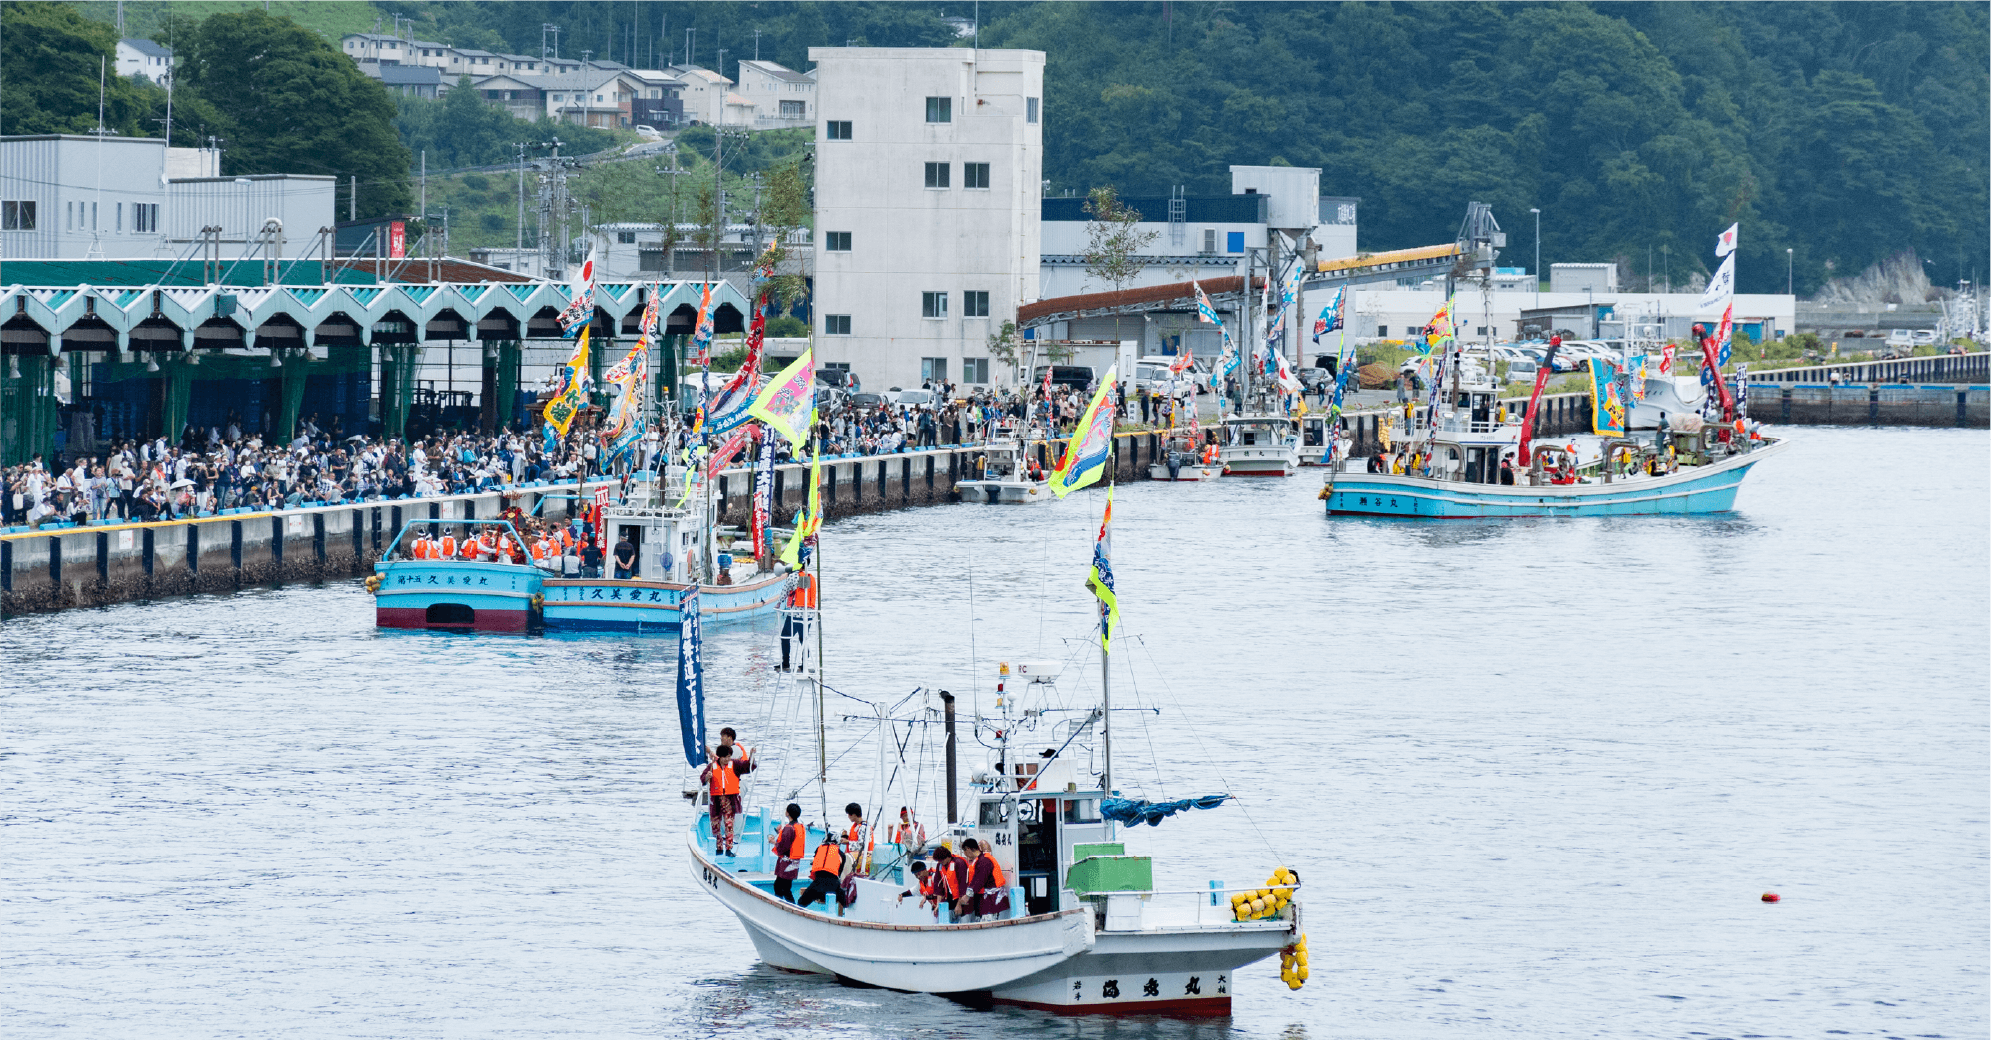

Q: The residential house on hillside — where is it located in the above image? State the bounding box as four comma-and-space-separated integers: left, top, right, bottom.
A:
366, 63, 447, 99
669, 65, 754, 125
537, 70, 646, 128
734, 60, 814, 127
115, 38, 173, 84
343, 32, 411, 64
624, 70, 687, 128
473, 74, 546, 121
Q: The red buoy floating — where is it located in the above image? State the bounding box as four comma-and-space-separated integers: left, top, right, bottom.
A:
1761, 892, 1780, 903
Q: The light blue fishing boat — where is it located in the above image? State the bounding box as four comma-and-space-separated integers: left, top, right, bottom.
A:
1323, 435, 1789, 518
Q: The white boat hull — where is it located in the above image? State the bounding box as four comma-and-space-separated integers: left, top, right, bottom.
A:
1218, 444, 1299, 476
690, 831, 1095, 993
953, 478, 1051, 503
1147, 462, 1223, 481
989, 912, 1296, 1014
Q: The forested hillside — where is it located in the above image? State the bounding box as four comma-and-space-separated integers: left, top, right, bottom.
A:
27, 1, 1991, 295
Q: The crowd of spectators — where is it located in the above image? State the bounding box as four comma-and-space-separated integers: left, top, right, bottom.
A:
2, 374, 1216, 531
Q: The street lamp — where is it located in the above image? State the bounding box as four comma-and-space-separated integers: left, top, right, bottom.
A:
1529, 207, 1541, 307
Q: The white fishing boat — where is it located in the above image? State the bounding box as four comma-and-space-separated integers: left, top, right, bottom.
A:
684, 371, 1308, 1014
1217, 414, 1301, 476
953, 435, 1051, 503
1147, 435, 1223, 481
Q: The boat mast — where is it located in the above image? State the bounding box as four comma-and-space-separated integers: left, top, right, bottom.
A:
813, 432, 829, 825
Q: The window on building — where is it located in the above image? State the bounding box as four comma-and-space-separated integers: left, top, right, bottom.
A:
921, 292, 948, 319
925, 96, 951, 123
780, 100, 805, 118
617, 231, 636, 243
133, 202, 156, 233
826, 120, 852, 140
1377, 325, 1389, 337
963, 291, 990, 318
824, 231, 851, 252
2, 200, 36, 230
962, 357, 990, 384
921, 357, 948, 381
924, 162, 950, 189
1026, 97, 1040, 124
1227, 231, 1245, 253
963, 163, 990, 190
638, 249, 666, 272
1202, 228, 1216, 253
825, 314, 851, 335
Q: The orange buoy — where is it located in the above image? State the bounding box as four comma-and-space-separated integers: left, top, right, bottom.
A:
1761, 892, 1780, 902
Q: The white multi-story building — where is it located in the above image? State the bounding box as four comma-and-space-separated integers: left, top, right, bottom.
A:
669, 65, 755, 126
810, 46, 1044, 389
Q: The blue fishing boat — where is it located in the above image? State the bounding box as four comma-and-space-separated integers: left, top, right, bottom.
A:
1323, 436, 1789, 518
538, 469, 790, 633
370, 518, 545, 632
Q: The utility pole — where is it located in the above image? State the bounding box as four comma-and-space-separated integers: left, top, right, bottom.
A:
753, 29, 762, 60
686, 27, 695, 67
516, 143, 527, 253
1530, 207, 1541, 308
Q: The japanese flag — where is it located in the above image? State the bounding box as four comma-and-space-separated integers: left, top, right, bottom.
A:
1715, 223, 1738, 258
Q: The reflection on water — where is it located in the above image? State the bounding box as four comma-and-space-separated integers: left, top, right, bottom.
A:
1, 427, 1985, 1039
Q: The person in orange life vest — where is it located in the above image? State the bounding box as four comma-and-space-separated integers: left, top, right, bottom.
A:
896, 860, 938, 915
889, 805, 926, 851
699, 744, 746, 857
797, 830, 852, 911
961, 837, 1010, 919
772, 803, 806, 903
929, 843, 968, 917
780, 565, 817, 671
410, 534, 429, 559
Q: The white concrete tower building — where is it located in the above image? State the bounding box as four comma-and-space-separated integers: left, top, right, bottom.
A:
809, 47, 1044, 390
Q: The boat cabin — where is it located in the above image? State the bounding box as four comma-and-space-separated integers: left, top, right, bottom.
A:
969, 755, 1117, 917
597, 470, 701, 583
1222, 415, 1297, 447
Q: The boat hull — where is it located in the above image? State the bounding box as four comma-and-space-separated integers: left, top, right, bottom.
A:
1325, 438, 1788, 519
1219, 446, 1300, 476
988, 922, 1293, 1015
541, 572, 787, 631
690, 830, 1096, 994
1147, 462, 1223, 481
953, 479, 1051, 503
373, 560, 543, 632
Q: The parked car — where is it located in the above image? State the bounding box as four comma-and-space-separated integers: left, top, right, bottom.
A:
1030, 364, 1097, 392
848, 392, 885, 410
892, 388, 939, 408
1911, 330, 1937, 345
815, 368, 852, 389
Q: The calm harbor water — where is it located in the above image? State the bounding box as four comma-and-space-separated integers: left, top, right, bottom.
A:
3, 426, 1985, 1040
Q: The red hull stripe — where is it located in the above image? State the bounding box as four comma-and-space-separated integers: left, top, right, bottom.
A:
992, 995, 1232, 1017
376, 607, 530, 632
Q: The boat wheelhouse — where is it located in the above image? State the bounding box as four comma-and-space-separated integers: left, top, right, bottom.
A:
1216, 414, 1300, 476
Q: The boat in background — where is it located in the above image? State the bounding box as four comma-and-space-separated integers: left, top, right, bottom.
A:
954, 432, 1052, 503
1217, 414, 1301, 476
1148, 434, 1223, 481
370, 518, 545, 632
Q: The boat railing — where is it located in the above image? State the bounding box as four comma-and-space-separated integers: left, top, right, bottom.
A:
1601, 438, 1643, 483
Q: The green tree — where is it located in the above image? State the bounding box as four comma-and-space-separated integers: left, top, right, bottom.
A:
1080, 186, 1159, 294
0, 1, 149, 135
170, 9, 412, 216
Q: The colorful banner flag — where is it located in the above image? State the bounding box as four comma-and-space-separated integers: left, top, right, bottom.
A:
1714, 302, 1735, 366
1084, 486, 1119, 651
1590, 357, 1627, 437
676, 586, 706, 766
1168, 349, 1195, 375
1659, 342, 1676, 376
748, 348, 815, 445
777, 446, 823, 569
1194, 282, 1239, 380
721, 291, 768, 398
1423, 297, 1457, 344
542, 327, 592, 439
1734, 364, 1750, 418
687, 282, 716, 366
1628, 354, 1649, 403
556, 249, 598, 338
1312, 286, 1346, 344
704, 426, 752, 479
1049, 366, 1118, 498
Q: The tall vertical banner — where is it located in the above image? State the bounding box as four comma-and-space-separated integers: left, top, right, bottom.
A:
1589, 358, 1627, 437
676, 587, 706, 767
557, 249, 599, 337
543, 327, 592, 440
1048, 367, 1118, 498
748, 349, 816, 446
751, 429, 774, 559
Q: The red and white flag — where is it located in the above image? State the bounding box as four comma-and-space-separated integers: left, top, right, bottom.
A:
1715, 223, 1738, 258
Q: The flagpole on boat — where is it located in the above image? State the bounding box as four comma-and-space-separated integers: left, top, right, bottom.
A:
812, 430, 829, 827
1100, 469, 1112, 802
